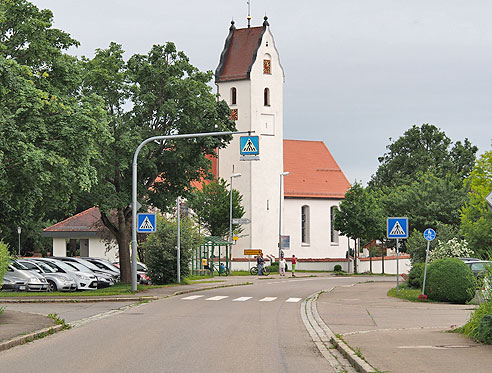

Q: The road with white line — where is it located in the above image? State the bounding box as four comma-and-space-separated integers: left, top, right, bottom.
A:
0, 275, 389, 372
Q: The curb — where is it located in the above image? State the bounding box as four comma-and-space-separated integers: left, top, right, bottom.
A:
302, 288, 378, 373
0, 324, 64, 352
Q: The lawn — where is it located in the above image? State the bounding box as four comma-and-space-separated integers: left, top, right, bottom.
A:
387, 285, 424, 302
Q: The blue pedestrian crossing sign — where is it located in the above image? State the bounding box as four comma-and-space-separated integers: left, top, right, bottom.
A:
387, 217, 408, 239
137, 213, 156, 233
424, 228, 436, 241
240, 136, 259, 155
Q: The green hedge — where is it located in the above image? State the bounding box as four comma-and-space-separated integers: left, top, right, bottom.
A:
423, 258, 476, 304
407, 262, 424, 289
460, 301, 492, 344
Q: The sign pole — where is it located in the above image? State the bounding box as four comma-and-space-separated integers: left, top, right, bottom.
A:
421, 228, 436, 298
422, 239, 430, 295
396, 238, 399, 295
177, 196, 181, 284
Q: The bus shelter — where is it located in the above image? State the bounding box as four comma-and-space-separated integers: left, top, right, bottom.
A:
192, 236, 232, 277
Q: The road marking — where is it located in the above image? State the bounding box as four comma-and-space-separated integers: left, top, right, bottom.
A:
233, 297, 252, 302
286, 297, 302, 303
181, 295, 204, 300
259, 297, 277, 302
205, 296, 229, 301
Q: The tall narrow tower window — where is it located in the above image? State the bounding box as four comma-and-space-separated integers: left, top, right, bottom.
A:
263, 59, 271, 74
264, 88, 270, 107
301, 205, 310, 244
231, 87, 237, 105
330, 206, 339, 244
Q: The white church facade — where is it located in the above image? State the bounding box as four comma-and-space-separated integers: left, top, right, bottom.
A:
214, 17, 353, 270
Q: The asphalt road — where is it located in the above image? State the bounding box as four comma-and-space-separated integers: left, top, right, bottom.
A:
0, 276, 388, 373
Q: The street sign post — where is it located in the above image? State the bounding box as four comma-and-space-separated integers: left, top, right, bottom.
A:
232, 218, 251, 225
137, 213, 156, 233
421, 228, 436, 299
280, 235, 290, 250
387, 217, 409, 295
244, 249, 262, 256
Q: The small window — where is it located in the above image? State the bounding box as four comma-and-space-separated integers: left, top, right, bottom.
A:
264, 88, 270, 106
231, 87, 237, 105
263, 59, 271, 74
301, 205, 310, 244
330, 206, 339, 244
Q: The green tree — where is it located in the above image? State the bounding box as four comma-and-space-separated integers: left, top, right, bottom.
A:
333, 182, 385, 244
81, 42, 235, 282
142, 216, 201, 284
0, 0, 108, 252
0, 241, 9, 280
369, 124, 477, 188
460, 149, 492, 258
187, 178, 245, 238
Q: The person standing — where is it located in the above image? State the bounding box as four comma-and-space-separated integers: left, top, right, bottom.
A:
279, 257, 286, 276
257, 253, 264, 276
291, 255, 297, 277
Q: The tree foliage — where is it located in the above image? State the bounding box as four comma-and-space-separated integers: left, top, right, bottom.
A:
460, 149, 492, 258
81, 42, 235, 282
142, 216, 201, 285
187, 178, 245, 238
0, 0, 107, 252
369, 124, 477, 188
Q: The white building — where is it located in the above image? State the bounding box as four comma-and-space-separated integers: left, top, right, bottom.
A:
214, 17, 352, 270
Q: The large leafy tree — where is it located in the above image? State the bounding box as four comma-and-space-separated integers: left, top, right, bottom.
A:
369, 124, 477, 188
81, 42, 235, 282
187, 178, 245, 238
0, 0, 107, 252
460, 149, 492, 257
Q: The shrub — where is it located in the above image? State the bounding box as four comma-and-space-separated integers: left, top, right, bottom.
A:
407, 262, 424, 289
428, 238, 474, 263
334, 264, 342, 272
424, 257, 476, 304
460, 301, 492, 344
142, 216, 202, 285
477, 313, 492, 344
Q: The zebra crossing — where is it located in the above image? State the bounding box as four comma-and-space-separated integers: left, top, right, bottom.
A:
180, 295, 302, 303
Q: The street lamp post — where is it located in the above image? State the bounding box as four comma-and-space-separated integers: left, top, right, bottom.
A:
229, 173, 242, 243
278, 172, 290, 263
131, 130, 252, 291
17, 226, 21, 256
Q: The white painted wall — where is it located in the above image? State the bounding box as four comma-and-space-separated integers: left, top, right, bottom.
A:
88, 238, 119, 262
217, 26, 284, 260
283, 198, 349, 259
52, 238, 66, 257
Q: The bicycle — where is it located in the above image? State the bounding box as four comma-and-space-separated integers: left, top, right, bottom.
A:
249, 265, 270, 276
211, 263, 230, 276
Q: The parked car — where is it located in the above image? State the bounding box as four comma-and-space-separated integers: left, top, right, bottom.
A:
82, 257, 120, 280
465, 260, 492, 276
459, 257, 481, 263
2, 273, 27, 292
52, 257, 117, 287
113, 261, 150, 284
31, 258, 98, 291
7, 262, 48, 291
57, 260, 113, 289
17, 259, 77, 292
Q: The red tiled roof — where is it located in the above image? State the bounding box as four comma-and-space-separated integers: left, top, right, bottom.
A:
215, 24, 265, 82
283, 140, 350, 199
43, 207, 102, 232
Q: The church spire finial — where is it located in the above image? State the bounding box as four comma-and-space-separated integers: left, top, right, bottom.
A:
247, 1, 251, 28
263, 15, 269, 27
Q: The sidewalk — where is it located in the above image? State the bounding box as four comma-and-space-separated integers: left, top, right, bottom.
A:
316, 281, 492, 373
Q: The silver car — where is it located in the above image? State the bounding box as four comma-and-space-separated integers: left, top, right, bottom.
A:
7, 262, 48, 291
32, 258, 98, 291
18, 259, 77, 292
2, 273, 27, 292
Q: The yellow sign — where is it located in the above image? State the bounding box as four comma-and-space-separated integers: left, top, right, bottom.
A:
201, 258, 207, 266
233, 236, 239, 241
244, 249, 262, 256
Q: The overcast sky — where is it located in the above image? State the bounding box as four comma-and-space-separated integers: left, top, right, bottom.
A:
31, 0, 492, 184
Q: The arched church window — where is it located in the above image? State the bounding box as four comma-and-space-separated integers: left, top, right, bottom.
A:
301, 205, 310, 244
264, 88, 270, 107
231, 87, 237, 105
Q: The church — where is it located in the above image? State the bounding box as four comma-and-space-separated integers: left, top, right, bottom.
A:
213, 17, 352, 270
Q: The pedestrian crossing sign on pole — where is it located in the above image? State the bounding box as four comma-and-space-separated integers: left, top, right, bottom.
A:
240, 136, 259, 155
387, 217, 408, 239
137, 213, 156, 233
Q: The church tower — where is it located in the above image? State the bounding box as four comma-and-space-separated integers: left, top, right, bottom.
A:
215, 17, 285, 259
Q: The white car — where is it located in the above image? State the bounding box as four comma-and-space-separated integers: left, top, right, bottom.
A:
32, 258, 98, 291
18, 259, 77, 292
